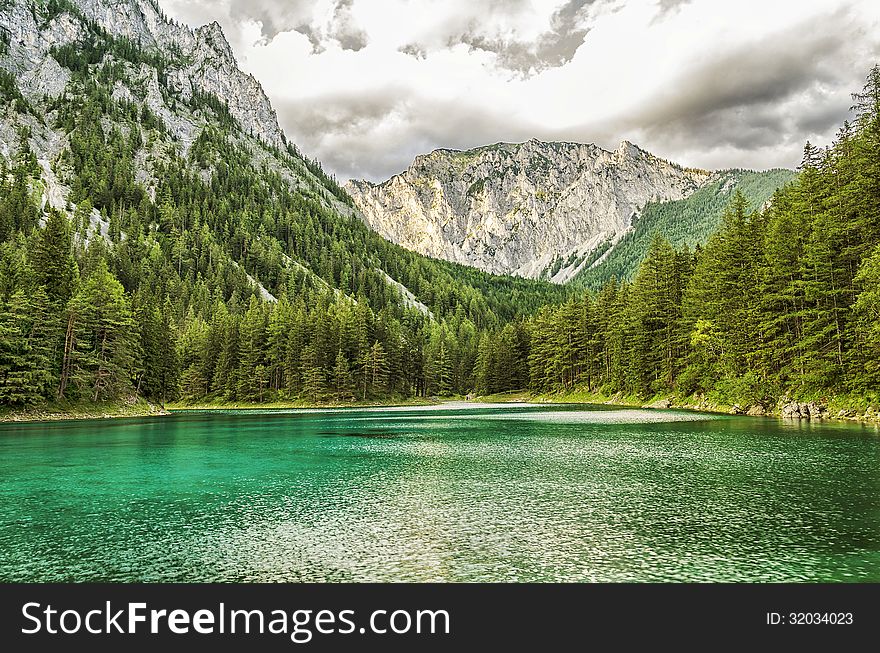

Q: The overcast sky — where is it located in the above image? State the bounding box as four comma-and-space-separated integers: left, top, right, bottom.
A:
158, 0, 880, 182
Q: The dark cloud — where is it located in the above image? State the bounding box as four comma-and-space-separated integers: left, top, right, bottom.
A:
328, 0, 368, 52
454, 0, 596, 74
398, 43, 426, 59
216, 0, 367, 52
223, 0, 312, 40
161, 0, 880, 179
606, 7, 866, 163
793, 100, 854, 137
655, 0, 692, 17
280, 87, 408, 138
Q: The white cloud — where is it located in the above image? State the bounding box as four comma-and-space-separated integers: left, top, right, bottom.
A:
159, 0, 880, 181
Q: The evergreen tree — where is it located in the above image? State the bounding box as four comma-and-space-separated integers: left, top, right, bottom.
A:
63, 261, 138, 401
332, 350, 354, 402
32, 208, 78, 305
237, 297, 268, 401
301, 343, 324, 403
0, 288, 54, 405
853, 243, 880, 386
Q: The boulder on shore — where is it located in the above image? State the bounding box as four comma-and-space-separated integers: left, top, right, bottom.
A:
643, 398, 672, 409
780, 401, 827, 419
746, 405, 766, 416
781, 402, 805, 419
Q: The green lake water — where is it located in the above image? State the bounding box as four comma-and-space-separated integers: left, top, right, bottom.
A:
1, 404, 878, 582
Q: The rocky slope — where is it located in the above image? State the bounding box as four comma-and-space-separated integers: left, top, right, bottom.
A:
0, 0, 284, 149
0, 0, 290, 194
346, 139, 713, 281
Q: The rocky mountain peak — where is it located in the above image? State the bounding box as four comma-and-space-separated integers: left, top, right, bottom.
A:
0, 0, 285, 150
195, 20, 235, 62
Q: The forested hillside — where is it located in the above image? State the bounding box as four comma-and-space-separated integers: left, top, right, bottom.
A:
476, 67, 880, 414
573, 168, 797, 290
0, 0, 565, 412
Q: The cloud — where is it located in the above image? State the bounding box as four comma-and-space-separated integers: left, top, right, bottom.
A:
162, 0, 367, 52
654, 0, 692, 18
597, 4, 875, 169
159, 0, 880, 181
622, 11, 854, 144
328, 0, 368, 51
274, 87, 540, 181
454, 0, 598, 75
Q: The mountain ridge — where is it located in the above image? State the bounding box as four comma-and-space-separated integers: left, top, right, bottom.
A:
346, 138, 792, 283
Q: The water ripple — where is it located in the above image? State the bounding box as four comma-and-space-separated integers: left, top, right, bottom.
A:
0, 405, 877, 582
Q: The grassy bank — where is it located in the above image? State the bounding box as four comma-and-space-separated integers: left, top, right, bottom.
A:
0, 398, 170, 424
5, 390, 877, 424
167, 396, 438, 412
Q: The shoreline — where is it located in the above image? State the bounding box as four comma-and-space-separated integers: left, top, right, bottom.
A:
2, 391, 878, 425
0, 400, 171, 424
167, 396, 439, 412
0, 397, 439, 424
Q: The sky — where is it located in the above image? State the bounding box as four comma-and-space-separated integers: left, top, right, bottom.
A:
158, 0, 880, 182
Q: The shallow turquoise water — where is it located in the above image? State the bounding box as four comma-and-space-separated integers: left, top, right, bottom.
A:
0, 404, 878, 582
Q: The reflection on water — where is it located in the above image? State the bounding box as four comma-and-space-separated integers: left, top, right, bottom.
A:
0, 405, 878, 582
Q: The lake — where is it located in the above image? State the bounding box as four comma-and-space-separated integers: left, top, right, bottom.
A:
1, 404, 878, 582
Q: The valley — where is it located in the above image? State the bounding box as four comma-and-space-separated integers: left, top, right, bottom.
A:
0, 0, 878, 422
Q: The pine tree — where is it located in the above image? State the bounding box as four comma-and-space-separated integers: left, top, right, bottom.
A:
63, 260, 138, 401
301, 343, 324, 403
474, 333, 495, 396
237, 297, 268, 401
177, 312, 209, 401
267, 298, 292, 391
213, 310, 240, 400
629, 235, 680, 393
32, 208, 78, 305
853, 243, 880, 387
361, 340, 388, 399
0, 288, 54, 405
332, 350, 354, 402
158, 298, 180, 403
430, 339, 453, 396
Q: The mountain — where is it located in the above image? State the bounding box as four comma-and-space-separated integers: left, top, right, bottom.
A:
346, 139, 792, 284
2, 0, 284, 147
0, 0, 564, 410
3, 0, 872, 418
